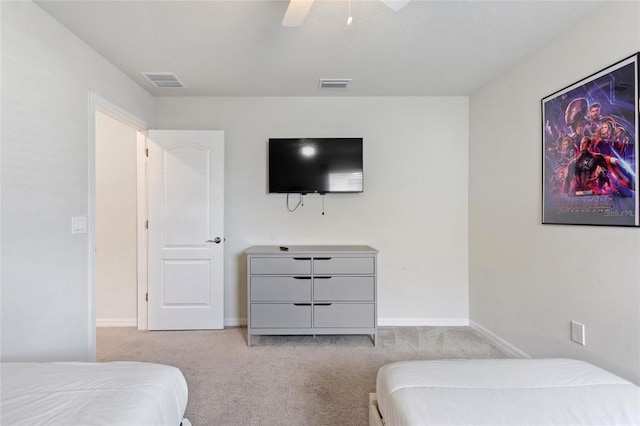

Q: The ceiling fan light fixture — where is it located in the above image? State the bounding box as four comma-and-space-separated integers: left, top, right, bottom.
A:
282, 0, 409, 27
282, 0, 314, 26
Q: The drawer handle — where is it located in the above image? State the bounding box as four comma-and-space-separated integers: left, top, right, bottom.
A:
293, 303, 312, 306
314, 276, 332, 279
315, 257, 332, 260
293, 257, 311, 260
315, 303, 332, 306
293, 276, 311, 280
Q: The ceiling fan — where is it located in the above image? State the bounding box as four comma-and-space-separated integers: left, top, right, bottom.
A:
282, 0, 410, 26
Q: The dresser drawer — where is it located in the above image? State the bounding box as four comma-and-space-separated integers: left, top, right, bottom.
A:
251, 277, 311, 302
313, 277, 374, 301
313, 303, 374, 328
313, 257, 374, 274
250, 304, 312, 328
250, 257, 311, 275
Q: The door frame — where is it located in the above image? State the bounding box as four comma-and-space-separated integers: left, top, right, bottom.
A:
88, 92, 149, 360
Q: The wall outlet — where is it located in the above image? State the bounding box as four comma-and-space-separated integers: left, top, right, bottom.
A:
570, 321, 586, 345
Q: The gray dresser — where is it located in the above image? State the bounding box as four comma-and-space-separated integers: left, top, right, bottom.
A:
245, 245, 378, 346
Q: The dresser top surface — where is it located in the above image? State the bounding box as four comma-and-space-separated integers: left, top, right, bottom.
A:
245, 245, 378, 255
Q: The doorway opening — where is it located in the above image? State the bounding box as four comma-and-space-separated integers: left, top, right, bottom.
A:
95, 110, 139, 327
88, 93, 148, 360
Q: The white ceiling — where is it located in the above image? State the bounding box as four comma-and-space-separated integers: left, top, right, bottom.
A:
35, 0, 604, 97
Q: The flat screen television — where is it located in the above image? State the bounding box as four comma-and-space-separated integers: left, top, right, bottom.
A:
268, 138, 363, 194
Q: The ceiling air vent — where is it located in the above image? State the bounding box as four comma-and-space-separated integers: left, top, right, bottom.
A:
141, 72, 186, 88
319, 78, 352, 89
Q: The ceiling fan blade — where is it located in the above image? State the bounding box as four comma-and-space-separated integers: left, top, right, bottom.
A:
380, 0, 410, 11
282, 0, 315, 27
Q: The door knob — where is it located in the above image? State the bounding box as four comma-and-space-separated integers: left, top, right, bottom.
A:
206, 237, 222, 244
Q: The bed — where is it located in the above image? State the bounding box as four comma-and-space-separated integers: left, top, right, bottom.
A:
370, 358, 640, 426
1, 361, 190, 426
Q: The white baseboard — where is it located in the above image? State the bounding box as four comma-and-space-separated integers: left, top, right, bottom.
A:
378, 318, 469, 327
96, 318, 137, 328
225, 317, 247, 327
469, 320, 530, 359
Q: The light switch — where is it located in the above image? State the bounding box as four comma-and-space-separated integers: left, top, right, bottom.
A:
72, 216, 87, 234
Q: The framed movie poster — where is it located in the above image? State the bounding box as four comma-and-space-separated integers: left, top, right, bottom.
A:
542, 53, 639, 226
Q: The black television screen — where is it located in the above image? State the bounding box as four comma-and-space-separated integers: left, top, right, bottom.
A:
268, 138, 363, 194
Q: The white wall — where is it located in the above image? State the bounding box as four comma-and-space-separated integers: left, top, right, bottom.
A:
469, 1, 640, 383
95, 111, 138, 326
1, 1, 154, 361
154, 96, 470, 326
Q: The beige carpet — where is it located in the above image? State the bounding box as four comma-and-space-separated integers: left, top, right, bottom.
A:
97, 326, 511, 426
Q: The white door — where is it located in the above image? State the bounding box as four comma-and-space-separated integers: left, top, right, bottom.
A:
147, 130, 224, 330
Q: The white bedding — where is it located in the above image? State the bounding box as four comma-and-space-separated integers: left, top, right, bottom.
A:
376, 358, 640, 426
1, 361, 189, 426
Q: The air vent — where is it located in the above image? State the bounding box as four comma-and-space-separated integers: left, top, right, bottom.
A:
141, 72, 186, 88
319, 78, 352, 89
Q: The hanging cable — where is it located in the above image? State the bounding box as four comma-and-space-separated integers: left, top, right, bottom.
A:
321, 193, 326, 215
286, 193, 304, 212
